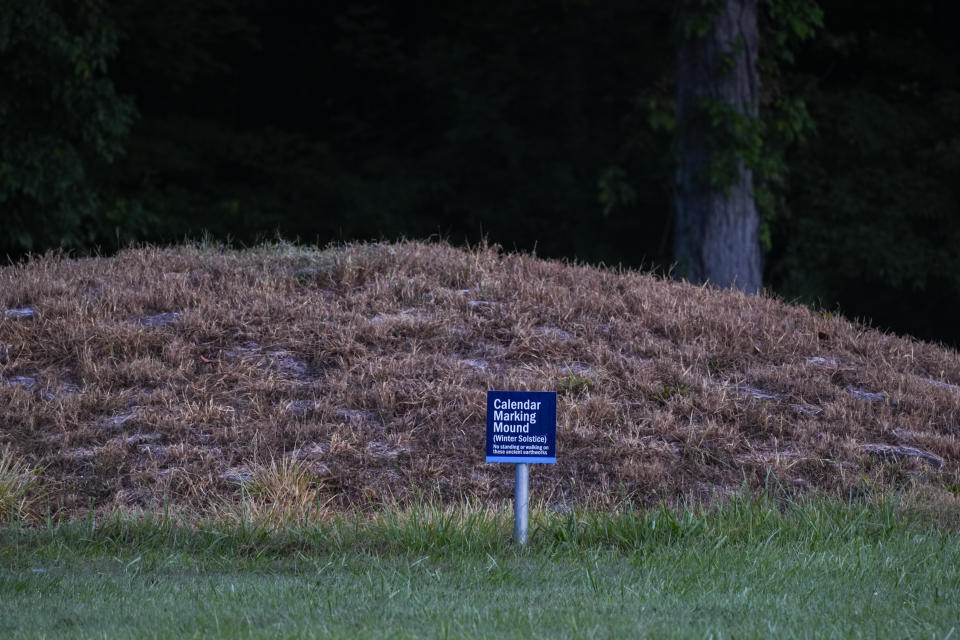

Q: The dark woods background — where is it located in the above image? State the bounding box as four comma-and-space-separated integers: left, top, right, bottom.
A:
2, 1, 959, 346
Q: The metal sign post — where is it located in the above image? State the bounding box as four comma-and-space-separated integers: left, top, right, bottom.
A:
485, 390, 556, 545
514, 462, 529, 544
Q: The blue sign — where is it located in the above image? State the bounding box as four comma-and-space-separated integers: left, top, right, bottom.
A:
486, 391, 557, 464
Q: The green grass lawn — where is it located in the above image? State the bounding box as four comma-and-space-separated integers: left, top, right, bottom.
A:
2, 497, 959, 639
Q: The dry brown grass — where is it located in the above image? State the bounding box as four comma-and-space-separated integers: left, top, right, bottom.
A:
1, 240, 959, 518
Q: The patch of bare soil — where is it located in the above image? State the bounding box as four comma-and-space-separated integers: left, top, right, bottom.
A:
1, 241, 959, 516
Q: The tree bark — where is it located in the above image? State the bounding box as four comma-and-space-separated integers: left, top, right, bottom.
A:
674, 0, 762, 294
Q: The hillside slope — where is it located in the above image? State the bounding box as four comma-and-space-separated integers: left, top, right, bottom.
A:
2, 241, 959, 516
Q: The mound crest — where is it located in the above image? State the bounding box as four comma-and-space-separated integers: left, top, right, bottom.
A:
1, 241, 959, 516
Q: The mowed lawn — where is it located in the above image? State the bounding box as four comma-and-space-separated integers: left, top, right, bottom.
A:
2, 499, 959, 639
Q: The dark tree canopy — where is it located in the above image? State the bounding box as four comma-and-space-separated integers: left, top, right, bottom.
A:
1, 0, 958, 346
769, 0, 960, 343
0, 0, 137, 252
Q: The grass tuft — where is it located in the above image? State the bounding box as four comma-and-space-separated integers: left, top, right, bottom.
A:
210, 456, 331, 528
0, 445, 47, 522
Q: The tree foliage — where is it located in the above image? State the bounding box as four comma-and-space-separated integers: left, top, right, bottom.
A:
768, 0, 960, 342
0, 0, 140, 256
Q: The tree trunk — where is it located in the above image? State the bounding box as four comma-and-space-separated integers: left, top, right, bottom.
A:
674, 0, 762, 294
